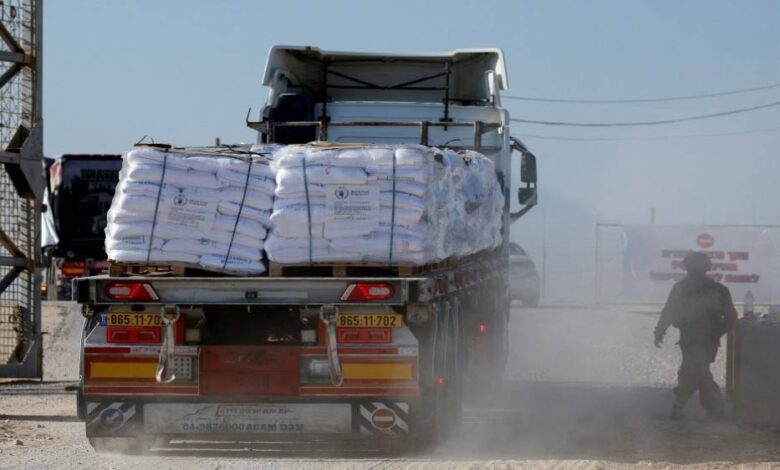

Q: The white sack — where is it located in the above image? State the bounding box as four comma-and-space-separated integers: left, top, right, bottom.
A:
266, 144, 504, 266
106, 146, 274, 275
162, 238, 261, 261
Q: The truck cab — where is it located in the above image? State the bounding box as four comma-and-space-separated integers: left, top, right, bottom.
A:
43, 154, 122, 299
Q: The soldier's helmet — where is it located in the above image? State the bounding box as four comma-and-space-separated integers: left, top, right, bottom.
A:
682, 251, 712, 274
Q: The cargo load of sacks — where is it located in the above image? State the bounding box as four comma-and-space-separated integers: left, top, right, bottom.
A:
266, 144, 504, 265
105, 145, 277, 275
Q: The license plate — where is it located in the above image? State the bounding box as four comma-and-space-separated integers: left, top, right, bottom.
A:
336, 314, 403, 328
106, 312, 164, 327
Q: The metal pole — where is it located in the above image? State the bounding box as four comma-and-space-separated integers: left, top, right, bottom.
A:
541, 244, 547, 301
594, 216, 600, 305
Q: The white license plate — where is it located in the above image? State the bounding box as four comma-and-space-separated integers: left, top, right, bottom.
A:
144, 403, 351, 434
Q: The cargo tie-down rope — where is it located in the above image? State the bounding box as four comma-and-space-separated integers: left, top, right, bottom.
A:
146, 151, 169, 266
221, 157, 254, 272
302, 156, 313, 265
388, 150, 397, 265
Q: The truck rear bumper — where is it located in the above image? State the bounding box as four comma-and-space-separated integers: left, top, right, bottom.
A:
86, 398, 413, 439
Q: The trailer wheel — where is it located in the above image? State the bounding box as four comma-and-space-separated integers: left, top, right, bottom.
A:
412, 299, 464, 452
88, 437, 153, 455
522, 293, 539, 308
77, 316, 95, 422
76, 387, 86, 421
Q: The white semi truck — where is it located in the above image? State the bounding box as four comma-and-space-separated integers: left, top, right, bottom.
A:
73, 46, 537, 453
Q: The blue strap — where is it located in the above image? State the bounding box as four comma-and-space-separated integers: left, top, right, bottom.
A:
302, 157, 313, 264
222, 159, 253, 271
388, 151, 397, 265
146, 152, 168, 266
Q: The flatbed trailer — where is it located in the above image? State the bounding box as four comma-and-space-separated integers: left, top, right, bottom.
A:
73, 46, 538, 453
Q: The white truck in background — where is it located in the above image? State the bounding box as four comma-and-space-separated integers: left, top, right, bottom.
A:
73, 46, 537, 453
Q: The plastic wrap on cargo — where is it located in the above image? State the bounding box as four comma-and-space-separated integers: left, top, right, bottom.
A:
105, 145, 276, 275
265, 144, 504, 265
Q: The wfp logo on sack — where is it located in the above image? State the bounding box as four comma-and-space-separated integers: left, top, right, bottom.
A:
334, 187, 350, 200
173, 195, 188, 206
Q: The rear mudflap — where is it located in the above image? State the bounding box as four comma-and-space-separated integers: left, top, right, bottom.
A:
86, 399, 413, 439
356, 400, 410, 436
86, 402, 142, 437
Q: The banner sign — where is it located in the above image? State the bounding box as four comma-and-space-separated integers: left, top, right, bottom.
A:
622, 225, 772, 302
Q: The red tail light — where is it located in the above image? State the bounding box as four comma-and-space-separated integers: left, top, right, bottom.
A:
337, 327, 392, 344
478, 323, 488, 334
107, 327, 162, 343
107, 319, 184, 344
340, 283, 395, 301
104, 282, 159, 301
61, 260, 86, 277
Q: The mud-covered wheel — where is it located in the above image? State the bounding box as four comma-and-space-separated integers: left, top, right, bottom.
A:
77, 317, 97, 422
88, 436, 157, 454
410, 383, 462, 453
377, 437, 417, 456
76, 387, 86, 421
412, 311, 464, 452
523, 293, 539, 308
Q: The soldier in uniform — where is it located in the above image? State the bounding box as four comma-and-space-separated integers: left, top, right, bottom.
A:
654, 251, 738, 420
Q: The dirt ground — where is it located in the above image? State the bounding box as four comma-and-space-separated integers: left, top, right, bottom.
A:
2, 301, 780, 469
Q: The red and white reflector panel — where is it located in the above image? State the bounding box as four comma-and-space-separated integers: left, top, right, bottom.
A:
107, 327, 161, 344
340, 283, 395, 301
337, 327, 392, 344
104, 282, 159, 301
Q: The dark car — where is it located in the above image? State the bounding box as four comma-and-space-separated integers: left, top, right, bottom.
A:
509, 242, 540, 306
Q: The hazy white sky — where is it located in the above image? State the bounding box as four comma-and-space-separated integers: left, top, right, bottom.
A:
43, 1, 780, 299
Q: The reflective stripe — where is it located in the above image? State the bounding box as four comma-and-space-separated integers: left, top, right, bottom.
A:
342, 362, 413, 381
90, 361, 157, 379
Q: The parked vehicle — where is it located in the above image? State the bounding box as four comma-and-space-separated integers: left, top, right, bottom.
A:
43, 154, 122, 300
73, 46, 538, 453
509, 242, 540, 307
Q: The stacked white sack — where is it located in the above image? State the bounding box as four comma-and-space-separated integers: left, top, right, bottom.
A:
447, 150, 505, 257
105, 146, 277, 275
266, 144, 503, 265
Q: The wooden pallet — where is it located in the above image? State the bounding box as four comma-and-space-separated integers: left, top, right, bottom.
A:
267, 258, 453, 278
108, 262, 188, 277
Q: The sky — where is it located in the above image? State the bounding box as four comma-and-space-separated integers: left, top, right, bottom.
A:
43, 1, 780, 300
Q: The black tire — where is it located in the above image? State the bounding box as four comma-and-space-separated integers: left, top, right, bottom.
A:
77, 317, 96, 422
412, 301, 464, 452
522, 294, 539, 308
76, 387, 86, 421
88, 437, 150, 455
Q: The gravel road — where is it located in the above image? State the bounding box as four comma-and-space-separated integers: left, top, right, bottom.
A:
2, 301, 780, 469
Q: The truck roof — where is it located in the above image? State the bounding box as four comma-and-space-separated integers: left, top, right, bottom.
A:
262, 46, 508, 104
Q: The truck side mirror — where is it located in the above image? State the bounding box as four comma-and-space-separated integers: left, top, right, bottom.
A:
518, 187, 536, 206
509, 136, 538, 223
521, 152, 537, 184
